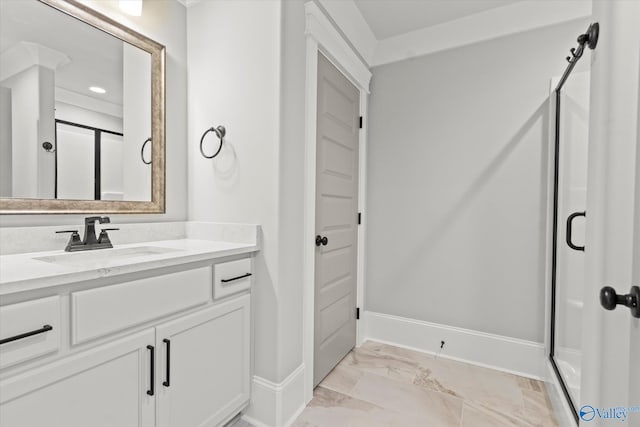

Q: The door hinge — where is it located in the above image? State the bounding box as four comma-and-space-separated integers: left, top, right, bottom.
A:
356, 307, 360, 320
359, 116, 363, 129
358, 212, 361, 225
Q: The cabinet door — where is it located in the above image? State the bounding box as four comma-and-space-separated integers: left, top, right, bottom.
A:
0, 329, 155, 427
156, 294, 250, 427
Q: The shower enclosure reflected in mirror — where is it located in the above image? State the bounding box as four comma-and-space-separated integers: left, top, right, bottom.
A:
0, 0, 165, 213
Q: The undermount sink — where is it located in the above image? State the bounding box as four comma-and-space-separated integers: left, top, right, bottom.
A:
34, 246, 181, 267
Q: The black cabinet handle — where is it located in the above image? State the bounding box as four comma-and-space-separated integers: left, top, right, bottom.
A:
147, 345, 155, 396
315, 235, 328, 247
566, 211, 586, 251
221, 273, 252, 283
600, 286, 640, 318
0, 325, 53, 345
163, 339, 171, 387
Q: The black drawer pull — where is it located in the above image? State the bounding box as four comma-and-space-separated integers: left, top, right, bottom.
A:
0, 325, 53, 345
147, 345, 155, 396
220, 273, 252, 283
162, 339, 171, 387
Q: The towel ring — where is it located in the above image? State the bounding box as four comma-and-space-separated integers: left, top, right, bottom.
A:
141, 137, 152, 165
200, 125, 226, 159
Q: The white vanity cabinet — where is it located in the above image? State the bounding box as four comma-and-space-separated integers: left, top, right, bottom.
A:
0, 329, 156, 427
156, 294, 250, 427
0, 254, 254, 427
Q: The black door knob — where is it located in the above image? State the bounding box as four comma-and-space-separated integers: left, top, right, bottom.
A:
600, 286, 640, 318
315, 235, 328, 247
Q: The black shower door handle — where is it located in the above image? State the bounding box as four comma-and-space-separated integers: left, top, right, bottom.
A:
566, 211, 586, 251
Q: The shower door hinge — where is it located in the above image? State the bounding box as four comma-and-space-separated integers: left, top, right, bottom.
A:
358, 212, 361, 225
359, 116, 363, 129
356, 307, 360, 320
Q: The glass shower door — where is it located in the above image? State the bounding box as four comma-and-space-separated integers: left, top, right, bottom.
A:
551, 70, 591, 415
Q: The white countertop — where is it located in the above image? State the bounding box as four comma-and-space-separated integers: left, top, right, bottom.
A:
0, 239, 258, 296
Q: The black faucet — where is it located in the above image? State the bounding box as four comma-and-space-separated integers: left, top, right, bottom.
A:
56, 216, 119, 252
83, 216, 110, 245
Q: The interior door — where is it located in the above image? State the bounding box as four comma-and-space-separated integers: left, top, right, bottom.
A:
581, 2, 640, 425
155, 295, 250, 427
314, 52, 360, 387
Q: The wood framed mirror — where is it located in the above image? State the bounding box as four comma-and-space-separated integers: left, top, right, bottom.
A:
0, 0, 165, 214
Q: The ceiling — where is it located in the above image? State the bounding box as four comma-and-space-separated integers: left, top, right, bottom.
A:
1, 0, 127, 107
353, 0, 524, 39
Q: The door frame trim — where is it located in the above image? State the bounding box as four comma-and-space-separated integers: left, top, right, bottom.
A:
303, 2, 371, 403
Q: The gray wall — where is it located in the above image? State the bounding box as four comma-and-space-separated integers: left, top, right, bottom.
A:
365, 19, 589, 343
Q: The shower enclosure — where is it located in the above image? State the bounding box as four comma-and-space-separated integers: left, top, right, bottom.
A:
549, 23, 598, 424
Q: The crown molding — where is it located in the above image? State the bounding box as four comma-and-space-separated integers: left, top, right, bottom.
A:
372, 0, 593, 66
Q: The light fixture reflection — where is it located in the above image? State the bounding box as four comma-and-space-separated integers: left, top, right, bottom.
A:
89, 86, 106, 94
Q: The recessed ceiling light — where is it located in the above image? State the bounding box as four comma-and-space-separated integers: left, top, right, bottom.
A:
89, 86, 106, 94
119, 0, 142, 17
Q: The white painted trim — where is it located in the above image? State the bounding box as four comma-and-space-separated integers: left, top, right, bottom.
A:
545, 360, 579, 426
242, 364, 306, 427
315, 0, 377, 65
176, 0, 200, 7
0, 41, 70, 82
302, 0, 371, 407
304, 2, 371, 93
302, 35, 319, 406
55, 87, 123, 118
372, 0, 592, 67
355, 90, 367, 347
363, 311, 546, 380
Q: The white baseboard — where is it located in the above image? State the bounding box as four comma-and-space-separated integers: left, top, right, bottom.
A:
363, 311, 546, 379
242, 364, 306, 427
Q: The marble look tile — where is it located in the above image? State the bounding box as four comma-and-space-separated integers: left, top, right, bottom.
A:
185, 222, 258, 245
348, 372, 463, 426
521, 389, 558, 427
294, 387, 428, 427
515, 375, 544, 393
411, 358, 526, 420
321, 364, 364, 395
363, 339, 551, 421
461, 402, 539, 427
0, 222, 186, 255
299, 343, 560, 427
338, 347, 419, 384
361, 341, 434, 365
0, 221, 259, 256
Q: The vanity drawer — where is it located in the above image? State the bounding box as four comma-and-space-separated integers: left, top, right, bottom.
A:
71, 266, 212, 344
0, 296, 61, 369
214, 257, 252, 299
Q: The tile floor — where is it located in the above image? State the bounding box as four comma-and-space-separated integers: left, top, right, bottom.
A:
291, 341, 558, 427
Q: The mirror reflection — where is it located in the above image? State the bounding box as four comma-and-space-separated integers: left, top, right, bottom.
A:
0, 0, 152, 202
